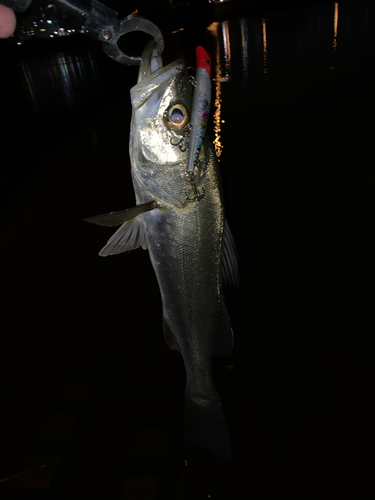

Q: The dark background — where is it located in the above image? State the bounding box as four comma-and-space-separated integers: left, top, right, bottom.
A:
1, 0, 374, 498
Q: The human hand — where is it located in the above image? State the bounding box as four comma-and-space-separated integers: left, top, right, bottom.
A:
0, 5, 16, 38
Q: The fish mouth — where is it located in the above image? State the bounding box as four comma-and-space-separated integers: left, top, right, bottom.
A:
137, 38, 163, 84
130, 40, 185, 113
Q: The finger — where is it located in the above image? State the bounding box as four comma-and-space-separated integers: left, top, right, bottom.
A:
0, 5, 17, 39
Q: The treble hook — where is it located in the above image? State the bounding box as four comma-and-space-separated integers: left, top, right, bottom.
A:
169, 122, 192, 152
186, 173, 205, 202
185, 67, 197, 87
170, 135, 188, 152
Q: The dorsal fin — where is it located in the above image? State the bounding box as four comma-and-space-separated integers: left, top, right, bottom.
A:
221, 219, 240, 287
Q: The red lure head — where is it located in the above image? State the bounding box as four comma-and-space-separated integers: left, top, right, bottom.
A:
195, 46, 211, 79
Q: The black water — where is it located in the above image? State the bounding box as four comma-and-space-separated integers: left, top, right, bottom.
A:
1, 1, 374, 499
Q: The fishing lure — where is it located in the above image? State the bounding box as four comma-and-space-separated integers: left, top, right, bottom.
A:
187, 46, 212, 188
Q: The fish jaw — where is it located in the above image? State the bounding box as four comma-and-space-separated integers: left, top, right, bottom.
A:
131, 54, 185, 115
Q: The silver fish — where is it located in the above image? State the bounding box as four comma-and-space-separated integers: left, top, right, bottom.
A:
85, 40, 239, 459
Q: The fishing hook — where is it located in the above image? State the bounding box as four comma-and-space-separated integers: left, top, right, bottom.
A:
186, 173, 205, 202
185, 67, 197, 87
168, 122, 192, 152
170, 135, 187, 151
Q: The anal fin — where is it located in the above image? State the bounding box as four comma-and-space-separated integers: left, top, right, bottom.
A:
209, 300, 234, 357
163, 318, 181, 353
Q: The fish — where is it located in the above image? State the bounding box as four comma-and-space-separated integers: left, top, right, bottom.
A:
84, 40, 239, 459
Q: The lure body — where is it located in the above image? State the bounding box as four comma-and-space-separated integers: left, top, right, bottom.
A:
187, 46, 212, 175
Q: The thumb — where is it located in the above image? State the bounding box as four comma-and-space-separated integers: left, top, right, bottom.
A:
0, 5, 16, 38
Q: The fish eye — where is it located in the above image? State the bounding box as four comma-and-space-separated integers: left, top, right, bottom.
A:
164, 104, 190, 131
171, 108, 184, 123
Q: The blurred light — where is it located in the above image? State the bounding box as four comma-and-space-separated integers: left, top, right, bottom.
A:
47, 20, 52, 24
207, 22, 224, 160
239, 18, 249, 83
18, 60, 36, 111
40, 28, 46, 32
262, 18, 267, 77
331, 2, 339, 69
222, 21, 231, 81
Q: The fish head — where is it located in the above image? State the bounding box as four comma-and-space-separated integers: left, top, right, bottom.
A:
130, 42, 196, 209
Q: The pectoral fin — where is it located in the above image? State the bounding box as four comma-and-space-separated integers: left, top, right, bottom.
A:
98, 216, 148, 256
83, 201, 158, 227
83, 201, 159, 257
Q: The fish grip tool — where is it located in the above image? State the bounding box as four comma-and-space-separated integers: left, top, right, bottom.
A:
1, 0, 164, 64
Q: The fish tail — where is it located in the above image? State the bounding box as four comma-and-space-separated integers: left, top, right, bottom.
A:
183, 392, 231, 460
